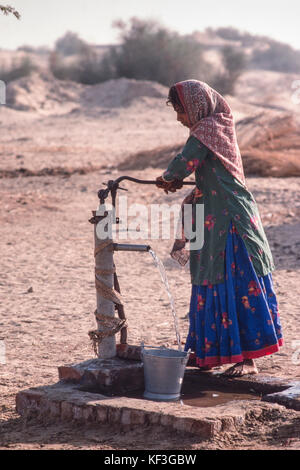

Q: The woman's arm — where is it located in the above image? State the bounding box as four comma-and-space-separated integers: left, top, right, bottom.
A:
162, 136, 209, 182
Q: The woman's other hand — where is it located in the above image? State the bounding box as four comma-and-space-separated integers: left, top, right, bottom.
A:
155, 176, 183, 194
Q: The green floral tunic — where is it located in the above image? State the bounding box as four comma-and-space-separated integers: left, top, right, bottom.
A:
162, 135, 275, 285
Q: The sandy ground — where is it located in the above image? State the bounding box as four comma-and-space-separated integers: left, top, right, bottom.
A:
0, 72, 300, 450
0, 169, 300, 450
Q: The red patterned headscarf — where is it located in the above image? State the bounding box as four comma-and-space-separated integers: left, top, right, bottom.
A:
170, 80, 246, 266
175, 79, 246, 186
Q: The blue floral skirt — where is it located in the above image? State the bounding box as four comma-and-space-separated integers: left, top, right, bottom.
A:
184, 220, 283, 367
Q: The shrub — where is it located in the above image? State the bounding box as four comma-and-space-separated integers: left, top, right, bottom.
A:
251, 40, 300, 73
48, 19, 246, 94
17, 45, 50, 54
54, 31, 90, 57
105, 17, 211, 86
211, 45, 247, 95
17, 45, 35, 53
208, 26, 257, 47
0, 56, 37, 82
49, 47, 115, 84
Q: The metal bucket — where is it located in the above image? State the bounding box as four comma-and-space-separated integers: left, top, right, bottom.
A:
141, 345, 190, 401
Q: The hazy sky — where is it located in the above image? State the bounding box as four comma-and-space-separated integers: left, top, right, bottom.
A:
0, 0, 300, 50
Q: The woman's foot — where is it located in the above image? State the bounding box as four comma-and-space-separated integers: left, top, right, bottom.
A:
222, 359, 258, 377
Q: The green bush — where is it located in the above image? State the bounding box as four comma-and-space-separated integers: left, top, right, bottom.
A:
0, 56, 37, 82
210, 26, 300, 73
48, 20, 247, 95
211, 46, 248, 95
251, 40, 300, 73
49, 47, 114, 84
50, 31, 115, 84
208, 26, 257, 47
105, 18, 210, 86
54, 31, 90, 57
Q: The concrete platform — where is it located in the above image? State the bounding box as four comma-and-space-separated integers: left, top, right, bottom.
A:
15, 381, 286, 438
262, 382, 300, 411
58, 345, 144, 395
57, 343, 300, 410
16, 345, 299, 438
58, 357, 144, 396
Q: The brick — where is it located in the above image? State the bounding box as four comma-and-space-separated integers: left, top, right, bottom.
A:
58, 366, 83, 382
190, 419, 221, 438
145, 412, 161, 425
130, 409, 145, 425
39, 397, 51, 417
116, 344, 142, 361
15, 392, 29, 415
73, 405, 84, 421
221, 417, 236, 432
108, 407, 121, 424
16, 390, 44, 416
172, 417, 194, 434
49, 401, 60, 418
61, 401, 73, 420
160, 414, 174, 428
120, 409, 145, 431
82, 406, 96, 422
121, 409, 131, 426
96, 406, 108, 423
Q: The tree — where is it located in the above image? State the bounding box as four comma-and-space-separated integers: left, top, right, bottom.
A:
0, 5, 20, 19
105, 17, 210, 86
212, 46, 247, 95
251, 40, 300, 73
54, 31, 89, 57
0, 56, 37, 82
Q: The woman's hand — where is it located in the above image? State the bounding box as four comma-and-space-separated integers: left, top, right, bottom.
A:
156, 176, 183, 194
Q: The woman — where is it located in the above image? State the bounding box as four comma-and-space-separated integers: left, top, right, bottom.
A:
156, 80, 283, 376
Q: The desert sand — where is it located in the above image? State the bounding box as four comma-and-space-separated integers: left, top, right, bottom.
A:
0, 70, 300, 450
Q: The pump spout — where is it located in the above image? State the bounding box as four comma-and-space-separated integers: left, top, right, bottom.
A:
113, 243, 151, 252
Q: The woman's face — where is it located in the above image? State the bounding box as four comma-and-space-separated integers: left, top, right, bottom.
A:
176, 110, 190, 127
172, 103, 190, 128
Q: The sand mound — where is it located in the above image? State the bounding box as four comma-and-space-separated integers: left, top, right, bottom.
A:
79, 77, 167, 109
4, 69, 300, 177
118, 144, 183, 172
235, 70, 300, 116
6, 71, 82, 113
237, 111, 300, 176
6, 72, 168, 114
237, 111, 296, 147
118, 110, 300, 177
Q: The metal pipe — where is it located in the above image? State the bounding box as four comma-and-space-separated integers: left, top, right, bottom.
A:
113, 243, 151, 252
98, 176, 195, 205
109, 176, 195, 186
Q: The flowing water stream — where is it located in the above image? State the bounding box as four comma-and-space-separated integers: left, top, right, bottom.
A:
149, 249, 182, 351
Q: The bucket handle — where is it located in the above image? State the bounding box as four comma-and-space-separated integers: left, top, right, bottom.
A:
141, 341, 192, 364
140, 342, 169, 351
141, 342, 191, 350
